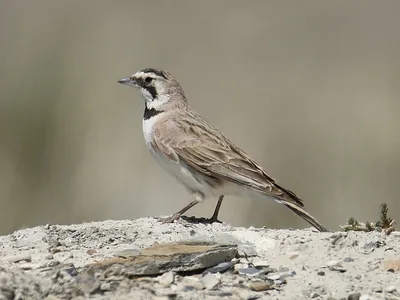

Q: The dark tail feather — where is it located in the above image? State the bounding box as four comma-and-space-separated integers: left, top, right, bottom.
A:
283, 201, 328, 232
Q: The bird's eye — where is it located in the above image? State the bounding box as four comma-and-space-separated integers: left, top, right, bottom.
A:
144, 77, 153, 83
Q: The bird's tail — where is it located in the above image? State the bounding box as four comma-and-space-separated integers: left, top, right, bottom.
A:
282, 201, 328, 232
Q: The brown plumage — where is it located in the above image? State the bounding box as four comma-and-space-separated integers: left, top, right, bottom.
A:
118, 68, 328, 232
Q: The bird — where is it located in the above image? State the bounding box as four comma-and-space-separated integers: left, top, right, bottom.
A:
118, 68, 328, 232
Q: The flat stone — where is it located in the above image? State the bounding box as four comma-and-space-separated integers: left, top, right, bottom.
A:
87, 241, 237, 275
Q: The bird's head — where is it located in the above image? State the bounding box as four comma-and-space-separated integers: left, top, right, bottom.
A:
118, 68, 187, 110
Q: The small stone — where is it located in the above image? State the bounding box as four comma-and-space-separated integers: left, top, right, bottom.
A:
327, 260, 346, 273
251, 258, 269, 268
8, 255, 32, 263
386, 286, 397, 293
347, 293, 361, 300
359, 295, 372, 300
317, 271, 325, 276
45, 254, 54, 260
158, 271, 175, 286
310, 292, 319, 298
234, 263, 250, 271
267, 274, 281, 281
372, 287, 382, 293
87, 249, 97, 256
201, 273, 220, 289
249, 280, 274, 291
288, 252, 299, 260
343, 257, 354, 262
237, 267, 261, 276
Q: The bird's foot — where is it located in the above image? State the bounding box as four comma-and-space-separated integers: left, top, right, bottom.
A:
156, 213, 181, 224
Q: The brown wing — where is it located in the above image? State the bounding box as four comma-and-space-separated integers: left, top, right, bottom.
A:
152, 112, 304, 208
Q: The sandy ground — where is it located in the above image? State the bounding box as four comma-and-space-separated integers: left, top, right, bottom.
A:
0, 218, 399, 300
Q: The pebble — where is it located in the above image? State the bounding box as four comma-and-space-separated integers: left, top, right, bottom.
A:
317, 271, 325, 276
327, 260, 346, 273
157, 271, 175, 286
234, 263, 249, 271
310, 292, 319, 298
268, 274, 281, 281
347, 293, 361, 300
359, 295, 372, 300
248, 280, 274, 291
288, 252, 299, 260
251, 258, 269, 268
201, 273, 220, 289
237, 267, 262, 277
343, 257, 354, 262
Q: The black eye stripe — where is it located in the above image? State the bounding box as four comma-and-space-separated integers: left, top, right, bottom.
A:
145, 85, 158, 99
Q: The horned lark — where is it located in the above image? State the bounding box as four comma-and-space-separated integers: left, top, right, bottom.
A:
118, 68, 327, 232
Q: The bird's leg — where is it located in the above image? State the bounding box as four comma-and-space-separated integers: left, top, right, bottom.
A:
158, 200, 200, 223
207, 195, 224, 223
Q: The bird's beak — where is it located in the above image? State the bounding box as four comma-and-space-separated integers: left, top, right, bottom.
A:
117, 77, 136, 87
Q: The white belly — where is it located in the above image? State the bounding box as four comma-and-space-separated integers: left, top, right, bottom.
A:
142, 116, 219, 199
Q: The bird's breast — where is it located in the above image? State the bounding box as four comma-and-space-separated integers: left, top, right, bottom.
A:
142, 114, 161, 148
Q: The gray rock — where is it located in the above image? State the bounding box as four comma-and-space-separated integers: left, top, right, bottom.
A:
87, 241, 237, 275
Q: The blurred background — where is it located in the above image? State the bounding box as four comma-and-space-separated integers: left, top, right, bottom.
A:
0, 1, 399, 235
